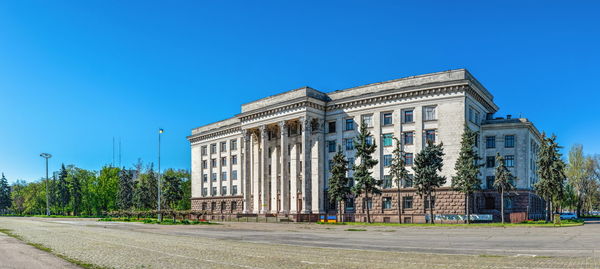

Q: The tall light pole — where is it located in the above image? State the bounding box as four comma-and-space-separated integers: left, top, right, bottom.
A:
40, 153, 52, 216
157, 128, 164, 221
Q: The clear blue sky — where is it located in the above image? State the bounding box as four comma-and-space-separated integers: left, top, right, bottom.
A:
1, 1, 599, 183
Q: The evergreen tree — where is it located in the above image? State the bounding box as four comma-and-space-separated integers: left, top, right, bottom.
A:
494, 153, 515, 224
0, 173, 11, 211
352, 121, 381, 223
535, 133, 567, 222
413, 140, 446, 224
327, 146, 351, 222
134, 164, 158, 210
451, 126, 482, 224
390, 137, 409, 223
117, 169, 134, 210
57, 164, 70, 214
69, 168, 83, 216
162, 169, 183, 210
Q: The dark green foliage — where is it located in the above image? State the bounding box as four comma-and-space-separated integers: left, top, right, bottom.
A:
494, 153, 515, 224
56, 164, 70, 214
69, 169, 84, 216
133, 165, 158, 210
535, 133, 567, 221
0, 173, 11, 210
413, 140, 446, 224
390, 137, 409, 223
451, 126, 482, 224
352, 121, 381, 223
162, 169, 184, 210
117, 169, 134, 210
328, 146, 351, 221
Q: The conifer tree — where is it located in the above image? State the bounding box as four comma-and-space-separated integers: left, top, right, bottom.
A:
117, 169, 134, 210
162, 170, 183, 210
328, 146, 351, 222
0, 173, 11, 211
390, 137, 409, 223
413, 140, 446, 224
535, 133, 567, 222
57, 164, 70, 214
451, 126, 482, 224
494, 153, 515, 224
352, 121, 381, 223
69, 168, 83, 216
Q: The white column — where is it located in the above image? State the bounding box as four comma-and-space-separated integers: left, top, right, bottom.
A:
242, 130, 251, 213
289, 142, 298, 214
260, 125, 269, 214
279, 121, 289, 213
270, 145, 279, 213
312, 118, 325, 214
252, 131, 260, 213
301, 117, 312, 213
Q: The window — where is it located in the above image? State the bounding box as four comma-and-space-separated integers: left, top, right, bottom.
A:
485, 197, 495, 209
404, 153, 414, 166
211, 187, 217, 196
345, 138, 354, 150
232, 185, 238, 195
221, 186, 227, 195
403, 196, 413, 209
211, 158, 217, 168
203, 174, 208, 182
220, 142, 227, 152
486, 136, 496, 148
210, 144, 217, 154
505, 135, 515, 148
486, 176, 495, 189
402, 109, 414, 123
404, 174, 414, 188
365, 136, 373, 146
231, 155, 237, 165
232, 170, 238, 180
221, 157, 227, 166
486, 156, 495, 168
382, 113, 393, 125
424, 106, 437, 121
424, 196, 436, 209
425, 130, 436, 143
383, 175, 392, 188
345, 198, 355, 211
221, 171, 227, 181
383, 197, 392, 209
202, 188, 207, 197
383, 133, 393, 147
363, 198, 373, 210
211, 201, 216, 211
201, 146, 207, 156
231, 139, 237, 150
328, 121, 336, 133
505, 155, 515, 167
383, 154, 392, 167
328, 160, 334, 171
361, 115, 373, 128
403, 132, 414, 145
347, 157, 355, 168
202, 160, 207, 169
328, 140, 336, 153
211, 173, 217, 181
345, 119, 354, 131
231, 201, 237, 210
504, 197, 513, 209
220, 201, 226, 212
469, 107, 480, 124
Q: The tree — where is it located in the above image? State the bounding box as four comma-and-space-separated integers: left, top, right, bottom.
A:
390, 137, 409, 223
162, 169, 183, 210
413, 140, 446, 224
451, 126, 482, 224
352, 121, 381, 223
566, 145, 596, 217
494, 153, 515, 224
56, 164, 70, 214
134, 164, 158, 210
117, 169, 134, 210
328, 146, 351, 222
0, 173, 11, 212
95, 166, 120, 214
69, 168, 84, 216
535, 133, 567, 222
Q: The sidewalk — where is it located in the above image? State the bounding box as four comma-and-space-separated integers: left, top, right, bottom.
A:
0, 233, 79, 269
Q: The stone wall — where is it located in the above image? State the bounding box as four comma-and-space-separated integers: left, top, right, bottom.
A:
191, 196, 244, 214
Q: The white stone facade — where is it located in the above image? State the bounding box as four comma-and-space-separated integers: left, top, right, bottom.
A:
187, 69, 543, 221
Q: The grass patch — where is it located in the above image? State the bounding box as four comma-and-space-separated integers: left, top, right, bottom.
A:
98, 217, 219, 225
0, 214, 103, 218
479, 254, 504, 258
345, 228, 367, 231
0, 228, 107, 269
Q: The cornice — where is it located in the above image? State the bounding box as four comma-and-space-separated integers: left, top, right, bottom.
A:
238, 100, 326, 122
187, 126, 241, 144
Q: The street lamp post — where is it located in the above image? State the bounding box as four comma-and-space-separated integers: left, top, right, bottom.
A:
157, 128, 164, 222
40, 153, 52, 216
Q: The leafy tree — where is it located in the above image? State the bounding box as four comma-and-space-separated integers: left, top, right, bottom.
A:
94, 166, 120, 214
414, 140, 446, 224
451, 126, 482, 224
566, 145, 596, 217
162, 169, 183, 210
117, 169, 134, 210
56, 164, 70, 214
494, 153, 515, 224
352, 121, 381, 223
134, 164, 158, 210
10, 180, 27, 214
328, 146, 351, 222
0, 173, 11, 211
535, 133, 567, 222
390, 137, 409, 223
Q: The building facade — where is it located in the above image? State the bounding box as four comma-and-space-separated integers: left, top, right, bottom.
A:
187, 69, 544, 222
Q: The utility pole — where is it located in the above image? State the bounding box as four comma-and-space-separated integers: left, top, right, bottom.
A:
40, 153, 52, 216
158, 129, 164, 221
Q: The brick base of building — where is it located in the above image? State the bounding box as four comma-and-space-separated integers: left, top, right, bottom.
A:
190, 188, 546, 223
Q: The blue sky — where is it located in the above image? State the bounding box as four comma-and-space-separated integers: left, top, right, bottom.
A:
1, 1, 599, 183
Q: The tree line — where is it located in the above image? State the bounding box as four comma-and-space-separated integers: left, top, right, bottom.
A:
327, 123, 600, 224
0, 161, 190, 216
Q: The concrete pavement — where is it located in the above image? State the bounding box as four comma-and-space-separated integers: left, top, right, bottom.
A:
0, 232, 80, 269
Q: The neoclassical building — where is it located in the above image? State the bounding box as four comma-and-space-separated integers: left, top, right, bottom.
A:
187, 69, 544, 223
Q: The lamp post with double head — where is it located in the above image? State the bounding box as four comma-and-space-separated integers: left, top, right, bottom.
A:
40, 153, 52, 216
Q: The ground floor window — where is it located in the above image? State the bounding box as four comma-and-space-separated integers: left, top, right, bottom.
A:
424, 196, 436, 209
383, 197, 392, 209
362, 198, 373, 212
485, 197, 495, 209
345, 198, 355, 212
403, 196, 413, 209
231, 201, 237, 211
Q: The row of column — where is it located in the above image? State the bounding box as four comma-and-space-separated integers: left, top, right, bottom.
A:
240, 117, 324, 215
